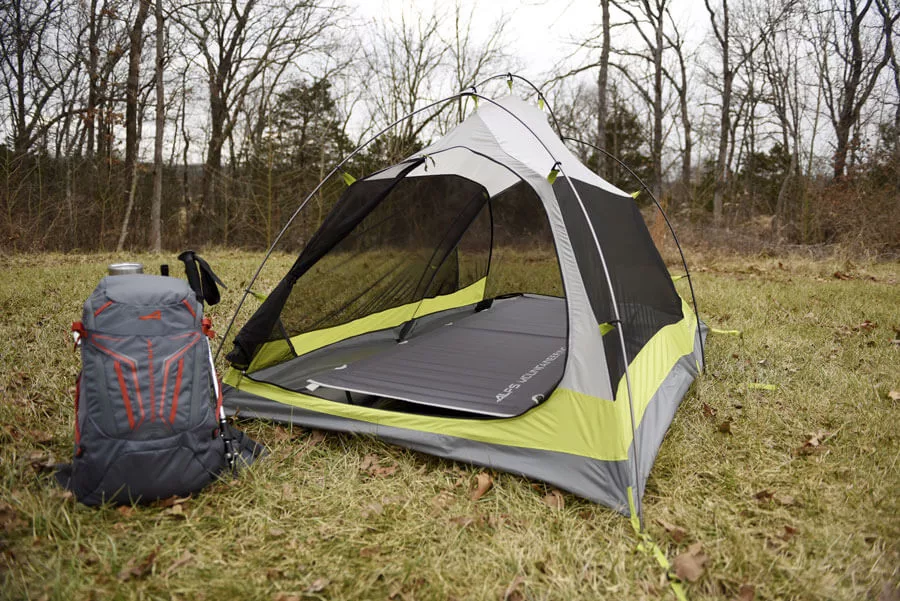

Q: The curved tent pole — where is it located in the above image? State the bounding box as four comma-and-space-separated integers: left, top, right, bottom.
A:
214, 92, 472, 361
561, 137, 705, 370
462, 92, 646, 528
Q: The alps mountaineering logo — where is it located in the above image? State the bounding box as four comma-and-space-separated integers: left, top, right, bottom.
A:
495, 346, 566, 403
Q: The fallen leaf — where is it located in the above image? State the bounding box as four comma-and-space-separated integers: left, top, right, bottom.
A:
541, 489, 565, 510
305, 578, 329, 593
430, 491, 454, 512
832, 271, 852, 280
28, 430, 54, 445
656, 518, 687, 543
718, 419, 733, 434
449, 515, 476, 528
701, 402, 717, 418
773, 493, 796, 507
754, 489, 774, 501
306, 430, 327, 446
117, 547, 159, 581
116, 505, 136, 517
163, 503, 186, 519
470, 472, 493, 501
155, 496, 190, 508
855, 320, 877, 332
372, 465, 397, 477
163, 550, 193, 577
361, 503, 383, 518
888, 390, 900, 401
0, 502, 26, 533
268, 528, 285, 537
779, 525, 799, 541
272, 593, 300, 601
795, 430, 831, 456
27, 451, 55, 473
737, 583, 756, 601
360, 454, 379, 472
503, 575, 526, 601
359, 545, 381, 558
672, 542, 708, 582
878, 581, 900, 601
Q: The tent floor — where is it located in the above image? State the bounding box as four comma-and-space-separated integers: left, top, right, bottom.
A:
249, 294, 567, 418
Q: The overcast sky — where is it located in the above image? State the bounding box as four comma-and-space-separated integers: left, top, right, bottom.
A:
350, 0, 708, 83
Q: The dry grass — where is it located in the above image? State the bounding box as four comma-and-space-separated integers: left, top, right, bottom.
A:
0, 248, 898, 600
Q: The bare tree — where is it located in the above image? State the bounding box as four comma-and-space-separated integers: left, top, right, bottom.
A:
611, 0, 672, 201
117, 0, 151, 251
362, 8, 445, 161
150, 0, 164, 252
0, 0, 82, 156
662, 11, 693, 205
175, 0, 340, 240
442, 1, 509, 125
815, 0, 898, 178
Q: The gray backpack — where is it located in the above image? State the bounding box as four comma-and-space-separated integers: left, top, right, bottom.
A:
56, 274, 236, 505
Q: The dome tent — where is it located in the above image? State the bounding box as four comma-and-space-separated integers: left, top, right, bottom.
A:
221, 90, 706, 520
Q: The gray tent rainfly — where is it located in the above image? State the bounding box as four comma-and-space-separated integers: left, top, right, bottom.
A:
220, 89, 706, 522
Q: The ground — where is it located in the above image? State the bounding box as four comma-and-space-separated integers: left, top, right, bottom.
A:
0, 249, 897, 601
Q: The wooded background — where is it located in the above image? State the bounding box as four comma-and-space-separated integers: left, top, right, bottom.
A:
1, 0, 897, 255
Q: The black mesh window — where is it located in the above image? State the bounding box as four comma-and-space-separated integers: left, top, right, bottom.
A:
279, 173, 491, 336
553, 177, 682, 382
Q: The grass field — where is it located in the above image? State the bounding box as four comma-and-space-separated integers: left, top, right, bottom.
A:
0, 249, 898, 600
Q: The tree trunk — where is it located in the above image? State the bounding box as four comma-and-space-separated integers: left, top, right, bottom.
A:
596, 0, 610, 174
150, 0, 164, 253
651, 2, 664, 202
117, 0, 151, 252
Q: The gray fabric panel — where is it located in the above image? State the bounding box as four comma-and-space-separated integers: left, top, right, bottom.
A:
308, 295, 566, 418
629, 323, 707, 516
223, 383, 631, 513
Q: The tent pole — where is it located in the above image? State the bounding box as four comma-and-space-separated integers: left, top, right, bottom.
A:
215, 92, 473, 361
463, 92, 646, 529
561, 137, 705, 370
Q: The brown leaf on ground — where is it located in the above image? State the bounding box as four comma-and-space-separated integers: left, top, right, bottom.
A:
0, 502, 26, 533
360, 454, 397, 477
541, 489, 565, 510
117, 547, 159, 581
794, 430, 831, 456
163, 503, 186, 519
27, 451, 55, 473
28, 430, 54, 445
503, 575, 526, 601
736, 583, 756, 601
878, 581, 900, 601
471, 472, 493, 501
656, 518, 687, 543
672, 542, 708, 583
753, 489, 774, 502
163, 550, 193, 577
372, 465, 397, 477
718, 419, 733, 434
779, 525, 799, 541
361, 502, 384, 518
855, 320, 877, 332
306, 430, 327, 446
449, 515, 476, 528
155, 495, 191, 508
832, 271, 852, 280
304, 578, 329, 593
773, 493, 797, 507
701, 403, 718, 418
116, 505, 136, 517
359, 545, 381, 558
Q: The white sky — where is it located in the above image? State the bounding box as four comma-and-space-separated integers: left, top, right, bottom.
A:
350, 0, 707, 81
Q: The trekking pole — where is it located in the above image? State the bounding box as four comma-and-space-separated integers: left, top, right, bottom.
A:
178, 250, 236, 471
205, 337, 236, 470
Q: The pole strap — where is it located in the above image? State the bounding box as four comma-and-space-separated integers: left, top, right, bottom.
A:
627, 487, 689, 601
709, 327, 742, 337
